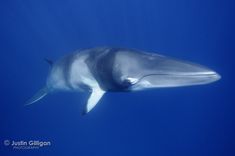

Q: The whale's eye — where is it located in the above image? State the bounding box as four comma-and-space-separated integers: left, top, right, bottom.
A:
122, 78, 138, 87
122, 79, 132, 87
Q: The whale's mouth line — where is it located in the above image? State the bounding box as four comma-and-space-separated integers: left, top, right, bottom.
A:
142, 73, 218, 77
130, 72, 220, 86
139, 73, 219, 79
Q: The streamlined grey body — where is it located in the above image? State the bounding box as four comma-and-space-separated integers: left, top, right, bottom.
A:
26, 47, 221, 114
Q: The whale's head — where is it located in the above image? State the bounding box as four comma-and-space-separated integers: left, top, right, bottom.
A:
114, 51, 221, 91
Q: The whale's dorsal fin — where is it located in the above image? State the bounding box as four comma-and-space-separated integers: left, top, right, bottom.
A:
44, 58, 53, 67
82, 88, 105, 115
25, 86, 49, 106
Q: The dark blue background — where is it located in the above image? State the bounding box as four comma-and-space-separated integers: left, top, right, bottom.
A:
0, 0, 234, 155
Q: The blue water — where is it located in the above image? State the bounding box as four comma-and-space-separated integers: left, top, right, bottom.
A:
1, 0, 234, 155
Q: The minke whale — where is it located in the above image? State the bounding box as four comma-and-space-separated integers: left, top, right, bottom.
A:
26, 47, 221, 115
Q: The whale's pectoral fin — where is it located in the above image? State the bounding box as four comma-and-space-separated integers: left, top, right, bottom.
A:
25, 86, 49, 106
82, 88, 105, 115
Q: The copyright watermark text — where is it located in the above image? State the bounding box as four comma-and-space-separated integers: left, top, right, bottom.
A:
3, 139, 51, 150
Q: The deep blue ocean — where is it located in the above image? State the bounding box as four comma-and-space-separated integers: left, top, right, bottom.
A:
1, 0, 234, 155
